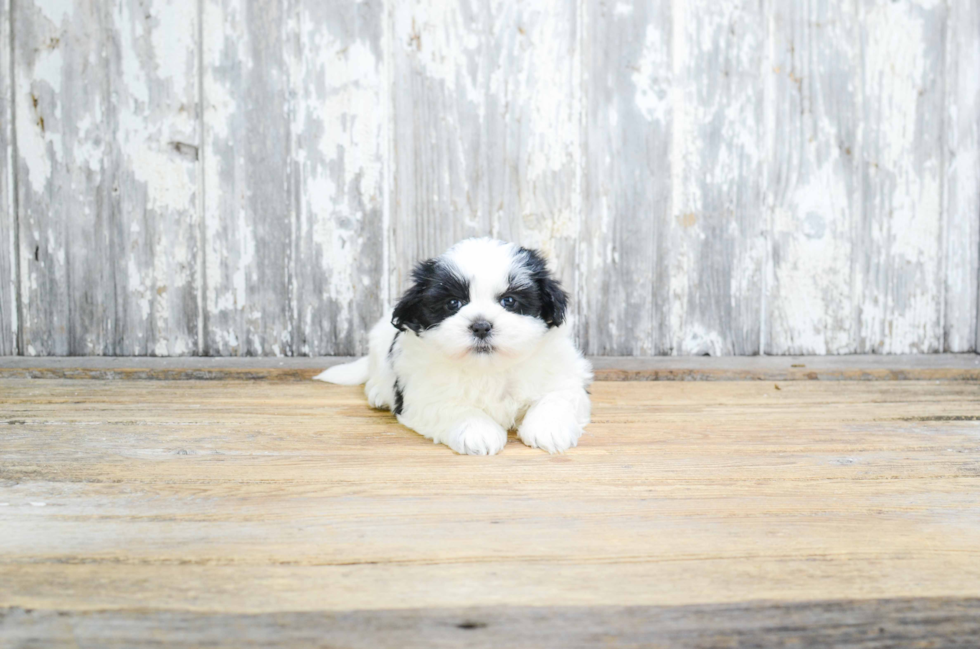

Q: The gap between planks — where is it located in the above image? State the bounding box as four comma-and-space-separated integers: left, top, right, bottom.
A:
0, 354, 978, 382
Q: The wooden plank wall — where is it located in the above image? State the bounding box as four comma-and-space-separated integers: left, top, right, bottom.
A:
0, 0, 13, 355
201, 0, 384, 357
1, 0, 977, 357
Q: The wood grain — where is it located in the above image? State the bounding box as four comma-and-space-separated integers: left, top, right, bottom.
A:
668, 0, 767, 355
15, 0, 111, 355
4, 598, 980, 648
945, 0, 980, 353
202, 0, 384, 357
108, 0, 202, 356
388, 0, 581, 301
287, 0, 385, 356
766, 0, 861, 355
3, 0, 978, 358
578, 0, 671, 356
0, 0, 14, 355
13, 0, 201, 356
202, 0, 293, 356
858, 0, 947, 354
2, 378, 979, 629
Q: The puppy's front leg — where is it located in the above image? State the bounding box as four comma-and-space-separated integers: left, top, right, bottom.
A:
401, 407, 508, 456
519, 389, 591, 454
443, 412, 508, 456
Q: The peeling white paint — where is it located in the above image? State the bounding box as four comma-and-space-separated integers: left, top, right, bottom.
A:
668, 0, 692, 353
36, 0, 73, 25
771, 165, 853, 355
10, 0, 975, 357
632, 24, 669, 123
614, 2, 633, 17
864, 5, 927, 166
943, 0, 980, 351
16, 48, 64, 194
291, 2, 384, 353
151, 0, 196, 94
395, 0, 480, 100
859, 0, 946, 353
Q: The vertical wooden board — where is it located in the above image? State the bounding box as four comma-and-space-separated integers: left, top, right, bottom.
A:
765, 2, 861, 355
388, 0, 581, 302
202, 0, 293, 356
944, 0, 979, 352
0, 0, 15, 355
667, 0, 767, 356
107, 0, 201, 356
287, 0, 384, 356
579, 0, 671, 355
16, 0, 200, 357
857, 0, 946, 353
15, 0, 112, 355
484, 2, 581, 311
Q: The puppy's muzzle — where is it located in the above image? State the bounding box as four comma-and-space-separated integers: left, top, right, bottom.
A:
469, 320, 493, 340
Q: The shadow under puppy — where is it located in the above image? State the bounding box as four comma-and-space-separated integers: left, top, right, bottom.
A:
315, 238, 592, 455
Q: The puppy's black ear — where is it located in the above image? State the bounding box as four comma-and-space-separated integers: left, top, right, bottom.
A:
391, 259, 436, 333
539, 274, 568, 328
519, 247, 568, 328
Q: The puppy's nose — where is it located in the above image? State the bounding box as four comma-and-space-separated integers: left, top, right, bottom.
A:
470, 320, 493, 339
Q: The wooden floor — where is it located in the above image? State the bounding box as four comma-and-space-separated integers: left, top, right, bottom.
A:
2, 374, 980, 647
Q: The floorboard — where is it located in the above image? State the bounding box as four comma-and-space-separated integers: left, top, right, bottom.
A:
3, 599, 980, 649
2, 377, 980, 646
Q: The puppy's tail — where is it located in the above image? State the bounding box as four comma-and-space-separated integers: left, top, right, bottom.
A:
312, 357, 370, 385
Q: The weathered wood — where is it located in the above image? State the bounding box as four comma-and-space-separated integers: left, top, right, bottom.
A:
107, 0, 201, 356
388, 0, 581, 301
2, 379, 980, 641
4, 598, 980, 649
945, 0, 980, 353
667, 0, 767, 355
766, 1, 860, 355
4, 0, 978, 358
14, 0, 111, 355
0, 0, 15, 355
14, 0, 200, 356
766, 1, 971, 356
202, 0, 293, 356
2, 353, 980, 382
578, 0, 671, 356
202, 0, 383, 357
857, 0, 947, 353
286, 0, 384, 355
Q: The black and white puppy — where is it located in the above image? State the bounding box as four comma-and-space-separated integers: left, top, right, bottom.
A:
314, 238, 592, 455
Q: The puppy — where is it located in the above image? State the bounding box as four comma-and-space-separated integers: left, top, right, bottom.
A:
314, 238, 592, 455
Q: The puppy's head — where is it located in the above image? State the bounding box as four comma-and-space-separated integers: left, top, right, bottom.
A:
391, 239, 568, 360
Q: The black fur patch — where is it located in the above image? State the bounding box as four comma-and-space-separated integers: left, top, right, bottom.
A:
388, 330, 401, 359
393, 379, 404, 416
500, 248, 568, 328
391, 260, 471, 333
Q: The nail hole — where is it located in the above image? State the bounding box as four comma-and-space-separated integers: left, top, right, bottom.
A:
457, 621, 487, 630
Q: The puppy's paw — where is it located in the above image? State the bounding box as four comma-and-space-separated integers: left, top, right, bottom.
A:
445, 417, 507, 456
519, 400, 584, 454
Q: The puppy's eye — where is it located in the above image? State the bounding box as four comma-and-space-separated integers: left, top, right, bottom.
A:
447, 299, 462, 313
500, 296, 517, 310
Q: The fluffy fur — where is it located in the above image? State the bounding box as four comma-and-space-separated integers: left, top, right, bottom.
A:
314, 238, 592, 455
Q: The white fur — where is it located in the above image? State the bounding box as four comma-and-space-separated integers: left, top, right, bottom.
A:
318, 239, 593, 456
312, 357, 369, 385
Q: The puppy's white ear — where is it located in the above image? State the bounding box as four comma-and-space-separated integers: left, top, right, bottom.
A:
313, 357, 369, 385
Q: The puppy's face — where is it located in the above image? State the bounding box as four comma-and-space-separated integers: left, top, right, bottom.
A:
391, 239, 568, 361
